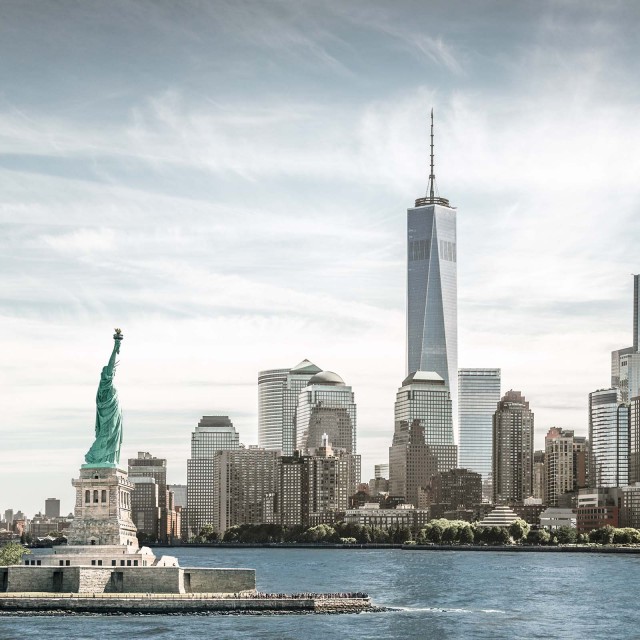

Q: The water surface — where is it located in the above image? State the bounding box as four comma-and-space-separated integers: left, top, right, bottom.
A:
1, 547, 637, 639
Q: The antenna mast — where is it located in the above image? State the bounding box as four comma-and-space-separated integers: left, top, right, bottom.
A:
429, 108, 435, 200
415, 107, 452, 208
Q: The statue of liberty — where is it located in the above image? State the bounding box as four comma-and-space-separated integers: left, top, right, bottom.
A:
83, 329, 124, 467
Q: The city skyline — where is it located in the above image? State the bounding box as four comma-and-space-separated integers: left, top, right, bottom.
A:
2, 1, 640, 514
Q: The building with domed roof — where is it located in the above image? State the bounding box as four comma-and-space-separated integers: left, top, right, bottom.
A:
258, 359, 322, 455
295, 371, 357, 455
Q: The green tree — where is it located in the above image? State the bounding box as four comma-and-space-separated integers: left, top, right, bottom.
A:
304, 524, 336, 543
426, 523, 444, 544
556, 527, 577, 545
198, 523, 219, 542
589, 525, 615, 545
0, 542, 30, 566
459, 526, 475, 544
508, 519, 530, 543
526, 529, 551, 545
442, 524, 459, 544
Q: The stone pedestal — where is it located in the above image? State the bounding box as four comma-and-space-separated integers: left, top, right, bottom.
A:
66, 466, 138, 547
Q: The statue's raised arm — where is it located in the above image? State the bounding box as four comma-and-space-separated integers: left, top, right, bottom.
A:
83, 329, 125, 468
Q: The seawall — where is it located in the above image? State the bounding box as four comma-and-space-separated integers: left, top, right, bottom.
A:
0, 593, 376, 615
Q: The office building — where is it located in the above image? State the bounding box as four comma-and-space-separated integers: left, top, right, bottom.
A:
492, 390, 534, 504
186, 415, 240, 538
44, 498, 60, 519
130, 477, 159, 540
375, 464, 389, 479
295, 370, 356, 454
458, 368, 501, 482
393, 371, 457, 474
406, 111, 458, 432
611, 275, 640, 402
128, 452, 181, 543
258, 359, 322, 455
619, 484, 640, 529
589, 388, 629, 488
429, 468, 482, 511
389, 419, 439, 508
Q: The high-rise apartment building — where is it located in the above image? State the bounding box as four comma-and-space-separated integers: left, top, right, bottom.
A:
589, 388, 629, 488
44, 498, 60, 519
533, 450, 546, 503
393, 371, 457, 474
458, 368, 501, 482
492, 390, 534, 504
186, 415, 241, 538
389, 419, 439, 507
406, 112, 458, 432
214, 447, 279, 534
258, 359, 322, 455
276, 440, 361, 528
295, 370, 356, 454
630, 397, 640, 484
545, 428, 576, 507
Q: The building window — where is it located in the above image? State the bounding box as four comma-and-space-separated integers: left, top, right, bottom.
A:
101, 490, 107, 503
59, 560, 64, 566
85, 490, 90, 503
36, 560, 41, 566
120, 560, 125, 566
127, 560, 132, 566
93, 490, 99, 503
91, 560, 96, 565
66, 560, 70, 566
98, 560, 103, 566
134, 560, 138, 566
112, 560, 116, 566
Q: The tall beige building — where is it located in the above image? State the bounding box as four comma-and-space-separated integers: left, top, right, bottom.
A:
492, 390, 534, 505
214, 447, 279, 534
545, 428, 575, 507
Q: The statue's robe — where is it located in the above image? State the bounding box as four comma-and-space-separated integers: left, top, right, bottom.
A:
84, 361, 123, 466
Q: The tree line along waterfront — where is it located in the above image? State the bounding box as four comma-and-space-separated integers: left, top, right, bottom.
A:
179, 520, 640, 547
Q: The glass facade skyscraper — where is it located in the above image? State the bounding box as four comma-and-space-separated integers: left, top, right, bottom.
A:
392, 371, 457, 474
589, 388, 629, 488
406, 113, 458, 433
186, 415, 240, 537
458, 368, 501, 482
258, 359, 322, 455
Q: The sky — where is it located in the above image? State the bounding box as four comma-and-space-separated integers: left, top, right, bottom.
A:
2, 0, 640, 516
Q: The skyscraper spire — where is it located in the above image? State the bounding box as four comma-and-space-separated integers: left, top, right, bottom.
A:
429, 108, 435, 200
415, 108, 450, 207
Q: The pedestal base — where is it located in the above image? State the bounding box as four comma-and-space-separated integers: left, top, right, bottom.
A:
66, 466, 138, 547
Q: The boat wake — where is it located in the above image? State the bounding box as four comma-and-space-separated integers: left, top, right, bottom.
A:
394, 606, 506, 615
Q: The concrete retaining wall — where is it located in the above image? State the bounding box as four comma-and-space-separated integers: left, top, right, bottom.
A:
3, 566, 255, 595
0, 595, 372, 614
186, 569, 254, 594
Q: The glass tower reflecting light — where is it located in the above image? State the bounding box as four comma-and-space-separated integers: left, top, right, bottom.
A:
458, 368, 501, 482
406, 110, 458, 433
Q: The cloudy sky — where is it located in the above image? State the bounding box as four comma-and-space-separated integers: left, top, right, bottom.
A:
2, 1, 639, 515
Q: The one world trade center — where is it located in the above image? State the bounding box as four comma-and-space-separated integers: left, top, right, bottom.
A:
406, 110, 458, 422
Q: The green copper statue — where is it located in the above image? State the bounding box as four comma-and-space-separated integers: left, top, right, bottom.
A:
83, 329, 124, 468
